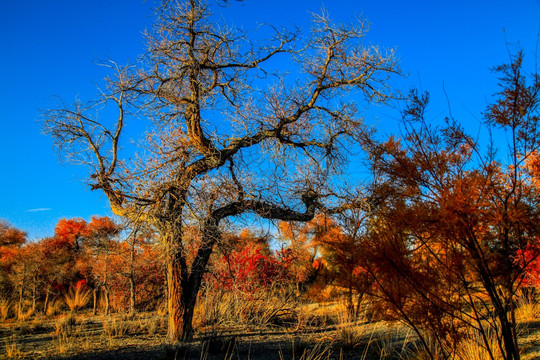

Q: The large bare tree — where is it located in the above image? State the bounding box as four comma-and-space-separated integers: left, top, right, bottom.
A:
43, 0, 400, 341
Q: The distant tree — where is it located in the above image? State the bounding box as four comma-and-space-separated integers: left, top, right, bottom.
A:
0, 220, 26, 247
277, 219, 321, 292
42, 0, 399, 340
316, 210, 373, 320
0, 221, 27, 302
40, 219, 88, 313
82, 216, 121, 315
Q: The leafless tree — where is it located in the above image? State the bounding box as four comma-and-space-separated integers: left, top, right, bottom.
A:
43, 0, 400, 341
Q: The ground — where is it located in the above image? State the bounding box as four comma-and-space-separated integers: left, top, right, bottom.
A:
2, 306, 540, 359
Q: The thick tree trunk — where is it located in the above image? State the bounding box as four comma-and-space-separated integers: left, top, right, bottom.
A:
165, 218, 220, 342
166, 248, 189, 342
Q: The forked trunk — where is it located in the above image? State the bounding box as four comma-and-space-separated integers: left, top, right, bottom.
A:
165, 218, 221, 342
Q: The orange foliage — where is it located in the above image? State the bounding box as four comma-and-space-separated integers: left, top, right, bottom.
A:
0, 220, 26, 247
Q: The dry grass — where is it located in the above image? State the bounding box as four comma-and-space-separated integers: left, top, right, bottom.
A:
103, 314, 131, 346
1, 302, 540, 360
15, 306, 34, 322
46, 298, 63, 317
454, 329, 503, 360
516, 293, 540, 323
0, 300, 11, 322
64, 286, 91, 313
195, 287, 298, 330
287, 342, 332, 360
53, 314, 96, 355
3, 335, 23, 359
137, 316, 161, 335
55, 313, 76, 336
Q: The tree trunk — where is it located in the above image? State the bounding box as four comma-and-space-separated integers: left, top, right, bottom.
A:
129, 237, 136, 315
165, 217, 220, 342
18, 284, 24, 319
43, 287, 50, 315
129, 277, 136, 315
166, 247, 189, 342
31, 281, 37, 313
354, 292, 364, 320
104, 286, 110, 316
93, 287, 98, 315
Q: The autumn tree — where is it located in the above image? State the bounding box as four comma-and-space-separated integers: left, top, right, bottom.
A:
316, 211, 373, 320
362, 52, 540, 359
39, 219, 88, 314
0, 221, 27, 303
277, 218, 322, 292
112, 224, 165, 313
42, 0, 399, 341
81, 216, 121, 315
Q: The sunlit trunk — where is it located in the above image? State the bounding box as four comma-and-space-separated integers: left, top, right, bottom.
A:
129, 277, 135, 315
165, 217, 220, 342
43, 287, 50, 315
93, 287, 98, 315
166, 245, 189, 342
104, 285, 110, 316
355, 292, 364, 320
129, 238, 136, 315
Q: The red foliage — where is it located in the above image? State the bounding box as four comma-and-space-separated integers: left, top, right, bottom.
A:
516, 242, 540, 288
75, 279, 87, 291
212, 243, 293, 293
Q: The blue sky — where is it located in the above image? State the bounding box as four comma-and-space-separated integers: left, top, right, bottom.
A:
1, 0, 539, 239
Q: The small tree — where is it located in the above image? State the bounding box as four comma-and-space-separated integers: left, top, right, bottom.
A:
362, 52, 540, 359
316, 211, 373, 320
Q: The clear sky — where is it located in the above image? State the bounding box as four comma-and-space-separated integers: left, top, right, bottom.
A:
1, 0, 539, 240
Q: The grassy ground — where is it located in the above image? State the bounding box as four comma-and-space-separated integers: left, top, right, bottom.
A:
1, 303, 540, 360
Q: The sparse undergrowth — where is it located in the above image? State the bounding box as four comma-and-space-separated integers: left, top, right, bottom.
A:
1, 299, 540, 360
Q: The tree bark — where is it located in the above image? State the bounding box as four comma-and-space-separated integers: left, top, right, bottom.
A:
93, 287, 98, 315
129, 277, 136, 315
129, 236, 136, 315
43, 287, 50, 315
165, 232, 190, 342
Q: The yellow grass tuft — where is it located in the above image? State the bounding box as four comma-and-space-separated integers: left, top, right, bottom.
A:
516, 293, 540, 323
46, 298, 63, 317
0, 300, 10, 321
64, 286, 91, 313
455, 330, 503, 360
4, 336, 22, 359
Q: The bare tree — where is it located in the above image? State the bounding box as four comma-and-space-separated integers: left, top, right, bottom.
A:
42, 0, 400, 341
